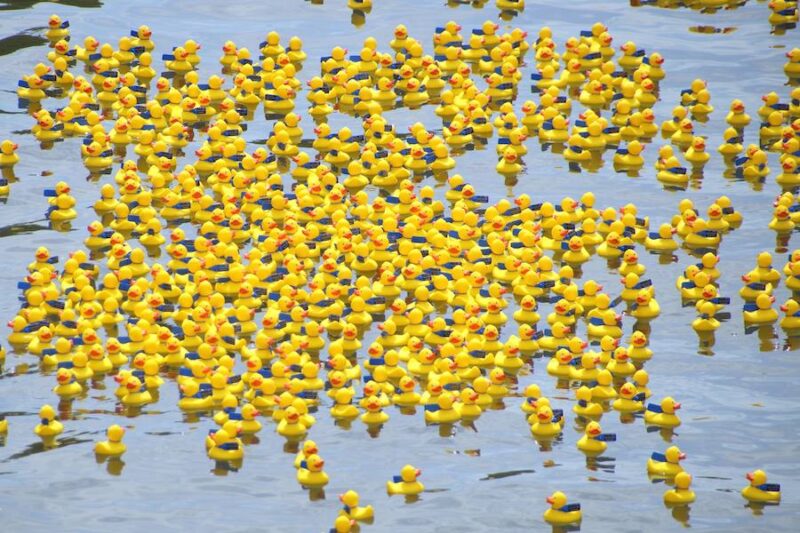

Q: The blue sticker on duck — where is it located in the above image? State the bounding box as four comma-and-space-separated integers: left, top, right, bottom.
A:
646, 403, 663, 413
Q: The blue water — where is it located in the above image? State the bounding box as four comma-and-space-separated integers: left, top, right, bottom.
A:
0, 0, 799, 531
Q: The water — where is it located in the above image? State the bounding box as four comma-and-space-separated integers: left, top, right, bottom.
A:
0, 0, 799, 531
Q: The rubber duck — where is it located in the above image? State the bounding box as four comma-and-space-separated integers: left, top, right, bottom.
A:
740, 271, 773, 303
627, 330, 653, 361
530, 405, 563, 438
591, 369, 618, 401
662, 106, 688, 136
760, 111, 785, 142
543, 491, 581, 526
360, 394, 390, 425
645, 224, 678, 252
577, 421, 616, 455
121, 375, 153, 407
664, 472, 696, 505
735, 147, 770, 181
685, 136, 710, 167
339, 490, 374, 522
236, 404, 261, 435
52, 365, 83, 398
276, 405, 308, 438
785, 48, 800, 79
572, 385, 603, 418
631, 288, 661, 320
424, 392, 461, 424
690, 88, 714, 117
779, 298, 800, 330
329, 387, 358, 420
493, 144, 525, 176
95, 424, 126, 457
784, 260, 800, 293
777, 157, 800, 188
717, 127, 744, 158
648, 446, 686, 477
297, 448, 329, 487
645, 396, 682, 427
390, 375, 420, 407
0, 140, 19, 168
742, 470, 781, 503
771, 2, 799, 26
208, 427, 243, 462
34, 404, 63, 439
43, 183, 77, 223
726, 99, 751, 129
44, 14, 70, 44
387, 465, 424, 496
769, 204, 795, 232
743, 293, 778, 324
614, 140, 645, 169
604, 345, 634, 376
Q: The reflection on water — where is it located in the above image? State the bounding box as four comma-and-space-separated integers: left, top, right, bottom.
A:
0, 220, 50, 237
0, 0, 103, 11
0, 33, 48, 57
480, 468, 535, 480
4, 436, 91, 461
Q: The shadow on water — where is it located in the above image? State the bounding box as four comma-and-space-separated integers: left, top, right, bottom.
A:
3, 436, 91, 461
0, 220, 50, 238
0, 0, 103, 11
0, 32, 48, 57
480, 468, 535, 480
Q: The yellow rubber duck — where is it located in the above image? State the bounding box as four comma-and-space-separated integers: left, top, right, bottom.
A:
577, 420, 615, 455
495, 147, 522, 176
34, 404, 63, 439
121, 375, 153, 407
644, 396, 682, 427
742, 470, 781, 503
573, 385, 603, 418
424, 392, 461, 424
339, 490, 374, 521
743, 293, 778, 325
276, 405, 308, 438
645, 223, 678, 252
785, 48, 800, 79
648, 445, 686, 477
779, 299, 800, 330
45, 14, 70, 43
770, 1, 799, 26
360, 394, 390, 425
543, 491, 581, 525
530, 404, 563, 438
685, 136, 710, 167
664, 471, 696, 505
207, 427, 243, 462
726, 99, 751, 128
297, 453, 329, 487
52, 366, 83, 398
95, 424, 127, 457
0, 140, 19, 168
387, 464, 424, 496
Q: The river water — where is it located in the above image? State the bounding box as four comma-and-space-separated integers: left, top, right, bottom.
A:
0, 0, 798, 531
